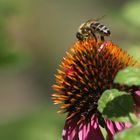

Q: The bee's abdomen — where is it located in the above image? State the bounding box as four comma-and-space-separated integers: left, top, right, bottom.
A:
99, 25, 111, 36
90, 22, 100, 29
90, 22, 111, 36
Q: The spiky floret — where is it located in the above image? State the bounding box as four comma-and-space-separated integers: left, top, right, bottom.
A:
52, 38, 138, 124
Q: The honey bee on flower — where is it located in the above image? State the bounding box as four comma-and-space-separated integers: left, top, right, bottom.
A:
76, 16, 111, 42
52, 17, 140, 140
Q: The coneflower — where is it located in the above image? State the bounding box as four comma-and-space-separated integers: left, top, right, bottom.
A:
52, 38, 140, 140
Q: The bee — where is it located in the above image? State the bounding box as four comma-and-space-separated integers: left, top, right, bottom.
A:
76, 16, 111, 42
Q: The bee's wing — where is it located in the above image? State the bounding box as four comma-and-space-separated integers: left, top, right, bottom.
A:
88, 15, 106, 22
80, 19, 94, 28
79, 15, 106, 29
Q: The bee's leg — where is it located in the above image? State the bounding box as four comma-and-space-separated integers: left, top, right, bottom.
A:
91, 32, 97, 42
100, 36, 104, 42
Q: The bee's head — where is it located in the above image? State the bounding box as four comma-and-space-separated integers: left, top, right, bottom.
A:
76, 32, 84, 41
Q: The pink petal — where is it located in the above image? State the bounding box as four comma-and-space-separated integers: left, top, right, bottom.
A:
62, 118, 78, 140
98, 44, 104, 52
114, 122, 124, 131
133, 91, 140, 107
105, 120, 115, 140
78, 121, 87, 140
105, 120, 132, 140
62, 116, 105, 140
78, 116, 105, 140
124, 122, 132, 128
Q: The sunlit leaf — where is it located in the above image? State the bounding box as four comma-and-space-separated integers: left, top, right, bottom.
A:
114, 67, 140, 86
98, 89, 136, 123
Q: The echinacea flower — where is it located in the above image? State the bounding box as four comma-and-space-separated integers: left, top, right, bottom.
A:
52, 38, 140, 140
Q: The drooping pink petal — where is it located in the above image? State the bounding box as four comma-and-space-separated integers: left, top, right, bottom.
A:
133, 91, 140, 107
105, 120, 132, 140
62, 115, 105, 140
78, 116, 105, 140
124, 122, 132, 128
62, 118, 78, 140
86, 116, 105, 140
114, 122, 124, 131
105, 120, 115, 140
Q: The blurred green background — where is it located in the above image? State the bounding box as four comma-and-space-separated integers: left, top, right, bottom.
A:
0, 0, 140, 139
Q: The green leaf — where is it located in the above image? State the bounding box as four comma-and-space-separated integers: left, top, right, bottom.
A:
98, 89, 137, 123
114, 67, 140, 86
114, 122, 140, 140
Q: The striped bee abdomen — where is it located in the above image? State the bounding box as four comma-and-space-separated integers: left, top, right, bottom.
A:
90, 22, 111, 36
